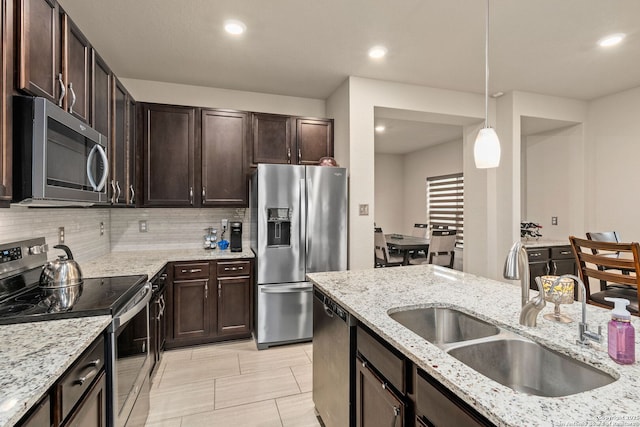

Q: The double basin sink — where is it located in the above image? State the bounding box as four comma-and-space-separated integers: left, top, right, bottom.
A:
389, 307, 616, 397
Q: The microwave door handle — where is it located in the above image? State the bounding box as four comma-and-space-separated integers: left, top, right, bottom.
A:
86, 145, 109, 191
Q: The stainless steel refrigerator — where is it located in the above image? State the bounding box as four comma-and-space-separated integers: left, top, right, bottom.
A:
250, 164, 348, 349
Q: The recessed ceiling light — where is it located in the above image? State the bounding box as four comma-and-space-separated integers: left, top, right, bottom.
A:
375, 125, 386, 133
598, 33, 625, 47
224, 20, 246, 35
368, 46, 388, 59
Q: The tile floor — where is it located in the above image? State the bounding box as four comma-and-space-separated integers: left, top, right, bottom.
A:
145, 339, 322, 427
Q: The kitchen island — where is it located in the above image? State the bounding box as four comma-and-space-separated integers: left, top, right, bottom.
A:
307, 265, 640, 426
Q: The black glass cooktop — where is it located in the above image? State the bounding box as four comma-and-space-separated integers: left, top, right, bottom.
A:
0, 270, 147, 325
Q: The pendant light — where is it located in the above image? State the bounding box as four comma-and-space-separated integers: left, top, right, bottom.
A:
474, 0, 501, 169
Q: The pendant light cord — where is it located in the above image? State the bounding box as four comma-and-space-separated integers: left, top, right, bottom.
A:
484, 0, 490, 128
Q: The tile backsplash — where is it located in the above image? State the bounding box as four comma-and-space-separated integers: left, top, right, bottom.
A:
0, 205, 250, 261
0, 205, 110, 262
110, 208, 249, 251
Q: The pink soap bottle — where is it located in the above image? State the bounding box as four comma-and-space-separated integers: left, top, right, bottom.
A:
604, 297, 635, 365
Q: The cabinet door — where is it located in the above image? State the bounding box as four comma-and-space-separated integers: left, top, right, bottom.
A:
111, 77, 127, 204
91, 50, 111, 138
141, 103, 196, 206
18, 394, 51, 427
127, 97, 136, 205
62, 371, 106, 427
251, 113, 291, 166
173, 279, 210, 340
528, 261, 550, 291
295, 118, 333, 165
553, 259, 578, 300
201, 109, 248, 206
61, 13, 91, 123
217, 277, 252, 336
355, 357, 404, 427
17, 0, 60, 103
0, 0, 12, 205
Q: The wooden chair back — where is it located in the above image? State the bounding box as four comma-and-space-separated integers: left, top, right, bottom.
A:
569, 235, 640, 314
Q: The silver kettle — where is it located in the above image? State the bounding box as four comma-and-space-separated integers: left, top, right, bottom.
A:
39, 245, 83, 288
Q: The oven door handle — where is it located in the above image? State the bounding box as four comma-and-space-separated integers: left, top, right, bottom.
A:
111, 283, 152, 330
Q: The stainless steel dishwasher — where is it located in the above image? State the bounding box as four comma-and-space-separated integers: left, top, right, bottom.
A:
313, 288, 356, 427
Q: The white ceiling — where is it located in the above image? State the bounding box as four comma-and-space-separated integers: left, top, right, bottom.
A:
56, 0, 640, 154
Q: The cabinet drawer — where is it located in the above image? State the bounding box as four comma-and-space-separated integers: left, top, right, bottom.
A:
526, 248, 550, 262
415, 368, 492, 427
217, 260, 251, 277
59, 334, 105, 422
551, 246, 574, 260
356, 326, 406, 394
174, 262, 210, 280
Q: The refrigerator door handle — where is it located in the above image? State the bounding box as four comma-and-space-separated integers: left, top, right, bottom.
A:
300, 177, 307, 267
261, 285, 313, 294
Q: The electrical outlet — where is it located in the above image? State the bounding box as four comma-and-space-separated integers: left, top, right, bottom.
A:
359, 204, 369, 216
139, 220, 148, 232
551, 216, 558, 226
221, 219, 228, 229
100, 222, 105, 236
58, 227, 65, 244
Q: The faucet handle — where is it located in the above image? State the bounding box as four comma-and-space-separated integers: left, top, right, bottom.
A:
577, 322, 603, 346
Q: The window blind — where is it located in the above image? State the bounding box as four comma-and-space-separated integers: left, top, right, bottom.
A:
427, 173, 464, 246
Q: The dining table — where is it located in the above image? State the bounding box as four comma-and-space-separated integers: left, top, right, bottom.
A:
385, 234, 430, 266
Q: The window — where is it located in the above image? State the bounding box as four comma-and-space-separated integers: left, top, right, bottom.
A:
427, 173, 464, 246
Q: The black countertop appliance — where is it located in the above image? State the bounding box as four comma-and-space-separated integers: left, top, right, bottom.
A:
230, 221, 242, 252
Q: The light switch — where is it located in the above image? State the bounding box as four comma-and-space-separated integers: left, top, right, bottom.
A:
359, 204, 369, 216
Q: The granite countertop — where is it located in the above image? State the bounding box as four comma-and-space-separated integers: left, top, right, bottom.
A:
0, 316, 111, 427
80, 246, 255, 279
307, 265, 640, 427
521, 238, 570, 248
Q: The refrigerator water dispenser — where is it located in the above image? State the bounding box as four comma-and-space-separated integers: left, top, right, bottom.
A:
267, 208, 291, 246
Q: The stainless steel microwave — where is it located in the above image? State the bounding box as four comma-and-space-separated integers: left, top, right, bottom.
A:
13, 96, 109, 206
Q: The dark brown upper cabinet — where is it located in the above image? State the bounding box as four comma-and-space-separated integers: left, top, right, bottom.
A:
111, 77, 128, 205
60, 12, 91, 123
251, 113, 334, 167
91, 49, 111, 138
0, 0, 13, 206
295, 117, 333, 165
201, 109, 248, 207
17, 0, 61, 103
251, 113, 291, 166
140, 103, 196, 207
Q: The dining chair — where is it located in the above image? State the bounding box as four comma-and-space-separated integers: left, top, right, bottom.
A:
569, 235, 640, 315
374, 228, 404, 267
412, 223, 429, 238
410, 230, 457, 267
586, 231, 627, 291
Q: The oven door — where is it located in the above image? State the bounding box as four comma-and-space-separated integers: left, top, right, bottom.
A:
107, 284, 152, 427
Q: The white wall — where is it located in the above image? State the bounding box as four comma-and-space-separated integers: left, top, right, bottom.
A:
120, 78, 326, 117
374, 154, 404, 233
586, 86, 640, 238
524, 124, 582, 240
402, 139, 463, 234
332, 76, 486, 270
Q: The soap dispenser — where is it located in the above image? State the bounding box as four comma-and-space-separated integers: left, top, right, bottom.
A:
604, 297, 635, 364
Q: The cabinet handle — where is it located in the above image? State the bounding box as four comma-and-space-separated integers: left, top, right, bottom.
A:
111, 180, 117, 204
224, 266, 241, 271
218, 282, 221, 298
57, 73, 66, 107
74, 362, 99, 386
68, 82, 76, 114
390, 406, 400, 427
130, 185, 135, 204
205, 282, 208, 299
181, 268, 202, 274
530, 253, 542, 257
202, 187, 206, 204
560, 251, 571, 255
189, 187, 194, 205
545, 262, 551, 275
115, 181, 121, 202
551, 261, 558, 275
298, 148, 302, 160
287, 147, 291, 163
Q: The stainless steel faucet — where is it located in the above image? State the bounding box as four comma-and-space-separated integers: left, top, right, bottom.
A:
552, 274, 603, 346
504, 241, 546, 326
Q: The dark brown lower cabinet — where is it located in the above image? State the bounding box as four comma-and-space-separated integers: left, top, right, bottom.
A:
18, 394, 50, 427
61, 371, 106, 427
355, 356, 405, 427
166, 259, 253, 349
414, 367, 493, 427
